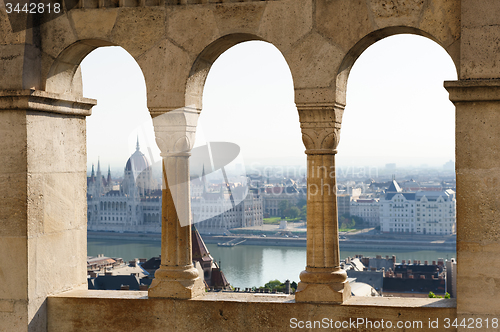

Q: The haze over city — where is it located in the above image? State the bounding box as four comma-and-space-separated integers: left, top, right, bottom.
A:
82, 34, 457, 175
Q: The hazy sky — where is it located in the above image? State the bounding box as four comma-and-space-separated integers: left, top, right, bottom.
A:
82, 34, 457, 174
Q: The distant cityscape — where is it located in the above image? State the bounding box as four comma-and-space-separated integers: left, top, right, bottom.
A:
86, 143, 457, 297
87, 141, 456, 236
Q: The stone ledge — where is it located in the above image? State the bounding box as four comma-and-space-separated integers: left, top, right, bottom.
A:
0, 89, 96, 116
47, 290, 457, 332
445, 79, 500, 103
50, 289, 456, 307
343, 296, 456, 308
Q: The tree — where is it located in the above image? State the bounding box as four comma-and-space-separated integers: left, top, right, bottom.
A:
296, 198, 307, 208
288, 206, 300, 219
300, 205, 307, 220
264, 279, 282, 291
351, 215, 364, 227
278, 200, 291, 218
339, 215, 355, 230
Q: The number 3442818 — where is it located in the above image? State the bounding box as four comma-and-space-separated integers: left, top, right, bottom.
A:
5, 2, 61, 14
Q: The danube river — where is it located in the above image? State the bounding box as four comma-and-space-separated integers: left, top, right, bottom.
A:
88, 238, 456, 289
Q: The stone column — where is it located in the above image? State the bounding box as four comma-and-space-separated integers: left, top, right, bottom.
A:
295, 103, 351, 303
445, 80, 500, 322
0, 90, 95, 331
148, 107, 205, 299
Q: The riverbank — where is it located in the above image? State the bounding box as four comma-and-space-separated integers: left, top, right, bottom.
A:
87, 231, 456, 251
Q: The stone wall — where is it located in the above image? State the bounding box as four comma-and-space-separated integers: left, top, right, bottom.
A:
47, 291, 456, 332
1, 0, 500, 331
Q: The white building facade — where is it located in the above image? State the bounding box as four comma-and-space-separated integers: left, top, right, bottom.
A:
191, 186, 264, 235
379, 180, 456, 235
87, 140, 161, 233
350, 198, 380, 227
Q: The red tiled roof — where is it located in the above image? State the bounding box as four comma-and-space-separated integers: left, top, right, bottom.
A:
192, 227, 213, 263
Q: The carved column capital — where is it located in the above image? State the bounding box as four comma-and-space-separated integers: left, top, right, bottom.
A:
297, 103, 344, 155
151, 106, 200, 157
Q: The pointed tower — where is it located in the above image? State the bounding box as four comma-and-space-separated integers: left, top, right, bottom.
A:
387, 178, 402, 193
107, 164, 112, 190
96, 157, 103, 195
201, 165, 207, 195
90, 163, 95, 182
97, 157, 101, 178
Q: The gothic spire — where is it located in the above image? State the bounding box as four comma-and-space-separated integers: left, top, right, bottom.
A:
136, 135, 140, 151
202, 165, 207, 195
107, 165, 111, 184
91, 163, 95, 182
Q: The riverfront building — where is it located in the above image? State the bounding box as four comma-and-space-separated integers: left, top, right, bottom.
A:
379, 180, 456, 235
87, 140, 161, 233
350, 198, 380, 227
191, 178, 264, 234
88, 144, 263, 234
260, 182, 305, 217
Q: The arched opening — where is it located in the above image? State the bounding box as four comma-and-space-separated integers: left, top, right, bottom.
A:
79, 46, 164, 282
186, 34, 264, 110
336, 27, 459, 106
45, 39, 116, 96
191, 39, 305, 291
337, 33, 457, 298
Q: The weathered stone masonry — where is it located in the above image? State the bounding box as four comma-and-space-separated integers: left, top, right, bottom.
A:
1, 0, 499, 331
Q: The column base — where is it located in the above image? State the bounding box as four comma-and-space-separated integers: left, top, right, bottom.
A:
295, 281, 351, 303
295, 268, 351, 303
148, 265, 205, 299
148, 278, 205, 299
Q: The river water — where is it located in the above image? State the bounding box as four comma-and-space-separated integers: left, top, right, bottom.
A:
87, 238, 456, 289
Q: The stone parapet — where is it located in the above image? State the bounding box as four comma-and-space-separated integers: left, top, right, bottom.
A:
47, 290, 457, 331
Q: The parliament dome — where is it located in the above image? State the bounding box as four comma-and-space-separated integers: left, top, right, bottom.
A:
125, 139, 150, 173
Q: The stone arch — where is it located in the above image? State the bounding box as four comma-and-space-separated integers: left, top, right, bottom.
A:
335, 27, 459, 106
45, 39, 116, 96
185, 33, 266, 110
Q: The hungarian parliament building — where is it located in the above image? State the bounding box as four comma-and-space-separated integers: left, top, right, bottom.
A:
86, 141, 263, 234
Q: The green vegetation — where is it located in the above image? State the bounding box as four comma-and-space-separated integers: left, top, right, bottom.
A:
338, 213, 365, 230
278, 200, 307, 221
263, 217, 281, 225
264, 279, 282, 290
428, 291, 450, 299
254, 279, 297, 293
296, 198, 307, 209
